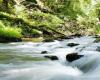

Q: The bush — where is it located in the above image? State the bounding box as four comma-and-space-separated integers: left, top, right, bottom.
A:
0, 21, 22, 38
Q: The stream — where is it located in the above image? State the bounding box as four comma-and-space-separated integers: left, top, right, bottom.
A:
0, 36, 100, 80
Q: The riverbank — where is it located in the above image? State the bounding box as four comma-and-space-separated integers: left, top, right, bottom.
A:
0, 32, 100, 43
0, 0, 99, 43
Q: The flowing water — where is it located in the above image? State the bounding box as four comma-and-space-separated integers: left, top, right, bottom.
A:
0, 36, 100, 80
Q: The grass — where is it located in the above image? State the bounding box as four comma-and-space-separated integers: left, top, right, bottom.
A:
0, 21, 22, 38
0, 27, 22, 38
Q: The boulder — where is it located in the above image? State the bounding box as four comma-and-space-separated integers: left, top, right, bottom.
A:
67, 43, 79, 47
96, 47, 100, 52
66, 53, 83, 62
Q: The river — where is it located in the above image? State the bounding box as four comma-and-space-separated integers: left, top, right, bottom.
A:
0, 36, 100, 80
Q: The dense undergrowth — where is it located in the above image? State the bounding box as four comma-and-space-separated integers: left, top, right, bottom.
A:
0, 0, 100, 42
0, 21, 22, 38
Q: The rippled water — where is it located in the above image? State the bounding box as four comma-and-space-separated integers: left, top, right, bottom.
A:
0, 36, 100, 80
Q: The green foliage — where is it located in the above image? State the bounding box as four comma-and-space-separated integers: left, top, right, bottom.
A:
31, 11, 64, 28
41, 0, 82, 19
94, 24, 100, 34
14, 3, 29, 19
75, 0, 100, 35
0, 0, 100, 38
0, 21, 22, 38
42, 0, 100, 20
0, 0, 15, 13
41, 0, 64, 12
0, 20, 5, 28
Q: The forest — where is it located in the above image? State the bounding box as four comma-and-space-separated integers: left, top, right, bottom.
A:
0, 1, 100, 80
0, 0, 100, 42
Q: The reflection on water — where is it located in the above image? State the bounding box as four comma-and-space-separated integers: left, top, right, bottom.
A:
0, 36, 100, 80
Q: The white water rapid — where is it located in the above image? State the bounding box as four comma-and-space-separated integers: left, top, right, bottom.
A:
0, 36, 100, 80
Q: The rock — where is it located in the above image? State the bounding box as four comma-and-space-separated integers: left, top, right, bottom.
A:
44, 55, 58, 60
0, 37, 22, 43
57, 34, 82, 40
73, 34, 82, 37
43, 39, 54, 42
96, 47, 100, 52
41, 51, 48, 54
66, 53, 84, 62
93, 35, 100, 38
57, 36, 72, 40
94, 37, 100, 43
67, 43, 79, 47
67, 34, 82, 39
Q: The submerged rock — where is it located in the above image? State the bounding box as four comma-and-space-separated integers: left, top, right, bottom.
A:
41, 51, 48, 54
44, 55, 58, 60
67, 43, 79, 47
96, 47, 100, 52
66, 53, 84, 62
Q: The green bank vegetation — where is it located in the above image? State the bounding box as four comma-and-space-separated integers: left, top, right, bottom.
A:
0, 21, 22, 38
0, 0, 100, 42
